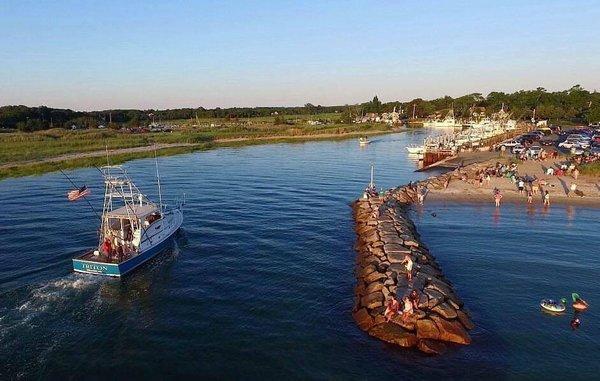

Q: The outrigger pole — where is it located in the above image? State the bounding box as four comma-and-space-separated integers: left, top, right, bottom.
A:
154, 144, 163, 214
59, 169, 101, 220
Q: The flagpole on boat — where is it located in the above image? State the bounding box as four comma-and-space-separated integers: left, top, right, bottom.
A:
154, 144, 163, 215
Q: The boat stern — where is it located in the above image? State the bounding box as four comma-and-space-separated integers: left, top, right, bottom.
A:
72, 258, 122, 277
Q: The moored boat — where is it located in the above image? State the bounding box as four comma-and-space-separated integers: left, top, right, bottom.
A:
406, 144, 424, 154
540, 299, 566, 313
72, 165, 183, 277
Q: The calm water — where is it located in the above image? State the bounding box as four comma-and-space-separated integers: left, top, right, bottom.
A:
0, 132, 598, 380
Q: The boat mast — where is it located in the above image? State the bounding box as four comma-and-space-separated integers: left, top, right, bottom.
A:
154, 145, 163, 214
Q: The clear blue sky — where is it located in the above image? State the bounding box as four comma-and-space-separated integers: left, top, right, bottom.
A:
1, 0, 599, 110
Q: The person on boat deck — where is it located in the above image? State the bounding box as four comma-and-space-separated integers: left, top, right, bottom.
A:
384, 293, 400, 322
101, 238, 112, 257
116, 244, 124, 262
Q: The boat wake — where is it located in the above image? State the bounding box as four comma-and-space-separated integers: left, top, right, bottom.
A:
0, 275, 104, 338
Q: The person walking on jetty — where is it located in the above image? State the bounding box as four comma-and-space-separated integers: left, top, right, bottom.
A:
494, 188, 503, 207
543, 190, 550, 206
401, 255, 414, 281
417, 186, 428, 205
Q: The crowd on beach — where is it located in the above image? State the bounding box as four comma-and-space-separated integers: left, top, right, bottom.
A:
451, 149, 596, 207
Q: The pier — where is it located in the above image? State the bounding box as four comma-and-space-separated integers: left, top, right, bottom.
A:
352, 181, 473, 354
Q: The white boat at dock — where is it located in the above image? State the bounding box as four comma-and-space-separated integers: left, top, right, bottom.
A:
422, 108, 463, 128
406, 144, 424, 154
72, 165, 183, 277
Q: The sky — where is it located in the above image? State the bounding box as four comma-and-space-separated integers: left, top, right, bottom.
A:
1, 0, 599, 110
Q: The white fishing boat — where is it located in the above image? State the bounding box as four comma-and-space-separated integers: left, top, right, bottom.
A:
359, 137, 370, 146
423, 108, 463, 128
406, 144, 424, 154
72, 165, 183, 277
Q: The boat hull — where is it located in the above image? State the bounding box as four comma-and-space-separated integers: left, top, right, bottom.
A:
73, 209, 183, 277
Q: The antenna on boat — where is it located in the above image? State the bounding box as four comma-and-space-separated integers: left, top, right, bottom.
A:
154, 144, 163, 215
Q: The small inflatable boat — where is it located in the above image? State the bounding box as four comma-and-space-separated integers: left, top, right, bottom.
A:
572, 293, 589, 311
540, 299, 566, 313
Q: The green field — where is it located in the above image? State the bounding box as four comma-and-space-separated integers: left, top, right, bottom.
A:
581, 161, 600, 176
0, 118, 394, 179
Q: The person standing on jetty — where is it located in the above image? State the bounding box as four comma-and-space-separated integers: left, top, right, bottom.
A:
384, 293, 400, 322
401, 296, 414, 322
401, 255, 414, 281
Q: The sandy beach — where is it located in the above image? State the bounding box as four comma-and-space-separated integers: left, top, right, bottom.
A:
426, 154, 600, 207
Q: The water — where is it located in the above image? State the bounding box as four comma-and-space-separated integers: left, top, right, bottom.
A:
0, 132, 598, 379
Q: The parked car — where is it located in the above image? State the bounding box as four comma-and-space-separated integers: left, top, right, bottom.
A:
527, 145, 543, 158
570, 146, 585, 155
540, 138, 556, 146
500, 139, 520, 148
559, 138, 590, 149
512, 144, 526, 154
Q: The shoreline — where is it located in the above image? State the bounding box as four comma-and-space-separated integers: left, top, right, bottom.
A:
0, 129, 395, 180
421, 155, 600, 208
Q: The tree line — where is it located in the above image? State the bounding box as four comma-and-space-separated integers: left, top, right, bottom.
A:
1, 85, 599, 132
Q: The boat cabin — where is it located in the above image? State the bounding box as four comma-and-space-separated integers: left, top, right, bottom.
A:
83, 203, 162, 264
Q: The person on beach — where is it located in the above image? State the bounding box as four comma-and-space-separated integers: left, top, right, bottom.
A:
517, 179, 525, 195
527, 191, 533, 204
485, 173, 491, 185
569, 183, 577, 197
543, 190, 550, 206
494, 188, 503, 207
401, 255, 414, 281
444, 177, 451, 189
573, 168, 579, 180
546, 167, 554, 176
384, 294, 400, 322
531, 182, 539, 195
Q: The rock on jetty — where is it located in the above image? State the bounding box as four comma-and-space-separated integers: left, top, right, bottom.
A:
352, 181, 473, 354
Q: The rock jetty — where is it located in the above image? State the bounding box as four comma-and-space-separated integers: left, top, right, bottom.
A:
352, 179, 473, 354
